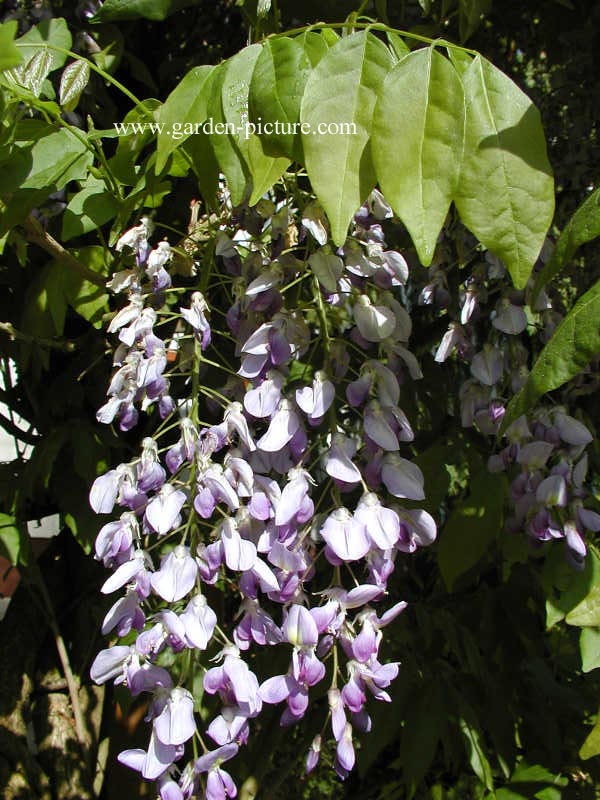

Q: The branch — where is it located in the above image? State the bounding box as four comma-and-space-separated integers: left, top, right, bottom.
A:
20, 215, 106, 288
0, 409, 39, 446
0, 321, 77, 352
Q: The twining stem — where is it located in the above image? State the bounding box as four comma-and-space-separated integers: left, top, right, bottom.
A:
20, 215, 107, 287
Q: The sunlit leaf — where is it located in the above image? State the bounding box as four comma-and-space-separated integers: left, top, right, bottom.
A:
301, 31, 394, 245
454, 55, 554, 289
372, 46, 464, 265
156, 65, 214, 172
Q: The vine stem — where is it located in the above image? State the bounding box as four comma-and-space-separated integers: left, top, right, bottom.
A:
28, 563, 91, 756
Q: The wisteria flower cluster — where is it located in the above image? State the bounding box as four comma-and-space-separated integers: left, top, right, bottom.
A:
89, 183, 438, 798
430, 240, 598, 568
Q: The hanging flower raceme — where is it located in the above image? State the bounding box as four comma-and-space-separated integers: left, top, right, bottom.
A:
89, 185, 438, 798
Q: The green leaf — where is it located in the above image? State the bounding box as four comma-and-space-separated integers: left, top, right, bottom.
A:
208, 45, 289, 206
438, 469, 507, 590
0, 513, 25, 565
299, 30, 331, 66
249, 35, 324, 162
460, 717, 494, 790
206, 58, 251, 206
453, 55, 554, 289
459, 0, 491, 42
59, 59, 90, 112
183, 132, 220, 208
91, 0, 199, 22
5, 127, 92, 192
321, 29, 340, 46
385, 31, 410, 60
63, 246, 110, 327
495, 763, 568, 800
579, 627, 600, 672
580, 713, 600, 760
0, 127, 93, 234
372, 46, 464, 265
89, 24, 124, 74
16, 18, 72, 72
566, 581, 600, 627
156, 65, 214, 172
247, 136, 290, 204
542, 544, 600, 629
62, 176, 121, 241
301, 31, 394, 246
19, 49, 53, 97
504, 277, 600, 425
0, 21, 22, 72
533, 186, 600, 300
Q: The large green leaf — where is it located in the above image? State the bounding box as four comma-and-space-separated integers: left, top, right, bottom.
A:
156, 65, 214, 172
453, 55, 554, 289
0, 21, 21, 72
372, 46, 464, 265
5, 127, 92, 192
207, 57, 252, 206
504, 277, 600, 425
580, 713, 600, 760
300, 31, 394, 246
438, 469, 507, 590
249, 34, 326, 162
91, 0, 199, 22
208, 45, 290, 206
533, 186, 600, 300
0, 127, 93, 234
15, 18, 72, 72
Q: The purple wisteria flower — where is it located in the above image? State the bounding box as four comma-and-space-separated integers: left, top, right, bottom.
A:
90, 190, 443, 799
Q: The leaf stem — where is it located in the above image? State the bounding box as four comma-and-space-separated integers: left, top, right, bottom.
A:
266, 21, 478, 55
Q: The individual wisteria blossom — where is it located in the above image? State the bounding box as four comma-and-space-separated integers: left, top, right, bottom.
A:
89, 187, 439, 798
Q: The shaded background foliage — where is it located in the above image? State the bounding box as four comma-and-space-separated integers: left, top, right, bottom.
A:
1, 0, 600, 798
